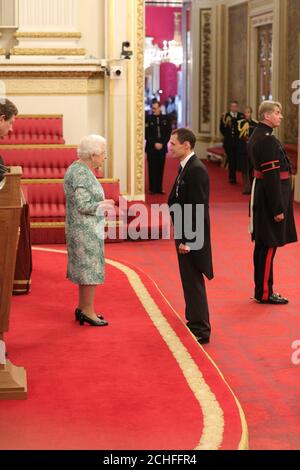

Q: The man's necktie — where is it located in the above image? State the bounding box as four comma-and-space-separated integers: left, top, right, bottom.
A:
176, 165, 182, 198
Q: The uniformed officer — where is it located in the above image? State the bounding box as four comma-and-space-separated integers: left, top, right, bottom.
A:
247, 100, 297, 304
220, 101, 244, 184
145, 101, 172, 194
237, 106, 258, 194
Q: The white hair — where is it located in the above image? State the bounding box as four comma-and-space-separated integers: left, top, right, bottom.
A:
77, 134, 106, 160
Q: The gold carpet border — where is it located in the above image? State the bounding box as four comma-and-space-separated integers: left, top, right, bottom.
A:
32, 247, 224, 450
131, 265, 249, 450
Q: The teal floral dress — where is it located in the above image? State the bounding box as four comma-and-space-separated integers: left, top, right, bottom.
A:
64, 161, 105, 285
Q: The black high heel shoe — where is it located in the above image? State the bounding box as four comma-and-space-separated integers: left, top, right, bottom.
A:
75, 308, 104, 322
79, 312, 108, 327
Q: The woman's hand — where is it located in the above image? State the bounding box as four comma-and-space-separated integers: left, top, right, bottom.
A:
98, 199, 115, 210
274, 213, 284, 222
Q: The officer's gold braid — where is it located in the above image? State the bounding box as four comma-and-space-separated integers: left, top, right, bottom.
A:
222, 114, 232, 127
238, 120, 249, 139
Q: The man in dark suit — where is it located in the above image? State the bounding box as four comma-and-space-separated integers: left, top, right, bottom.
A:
247, 100, 297, 304
168, 128, 213, 344
220, 100, 244, 184
145, 101, 172, 194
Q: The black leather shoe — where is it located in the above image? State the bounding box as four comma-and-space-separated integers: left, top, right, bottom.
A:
195, 336, 210, 344
255, 293, 289, 304
75, 308, 104, 322
79, 312, 108, 327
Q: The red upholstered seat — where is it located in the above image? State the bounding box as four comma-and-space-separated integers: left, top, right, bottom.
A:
23, 180, 123, 244
0, 146, 104, 179
207, 146, 225, 162
0, 115, 65, 145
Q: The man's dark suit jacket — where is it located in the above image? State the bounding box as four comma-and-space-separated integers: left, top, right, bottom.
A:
168, 154, 213, 280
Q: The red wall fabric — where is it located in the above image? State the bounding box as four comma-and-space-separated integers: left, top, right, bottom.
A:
146, 6, 182, 48
146, 6, 181, 104
160, 62, 178, 104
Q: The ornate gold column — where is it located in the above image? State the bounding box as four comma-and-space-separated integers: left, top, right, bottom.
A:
192, 0, 227, 156
105, 0, 145, 199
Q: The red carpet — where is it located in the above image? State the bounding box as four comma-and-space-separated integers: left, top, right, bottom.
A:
108, 158, 300, 450
0, 159, 300, 449
2, 248, 246, 450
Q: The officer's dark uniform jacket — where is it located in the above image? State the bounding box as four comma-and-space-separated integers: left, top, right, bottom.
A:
145, 114, 171, 153
247, 122, 297, 247
219, 112, 244, 152
237, 118, 258, 172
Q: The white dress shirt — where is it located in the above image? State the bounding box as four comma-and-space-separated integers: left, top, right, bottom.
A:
180, 152, 195, 171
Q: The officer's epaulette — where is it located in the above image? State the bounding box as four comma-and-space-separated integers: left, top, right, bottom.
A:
237, 119, 249, 138
222, 113, 231, 126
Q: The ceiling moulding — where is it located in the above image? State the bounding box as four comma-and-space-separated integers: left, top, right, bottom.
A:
225, 0, 249, 8
249, 0, 274, 17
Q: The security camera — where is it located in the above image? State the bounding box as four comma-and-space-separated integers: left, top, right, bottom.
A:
110, 65, 124, 79
121, 41, 133, 60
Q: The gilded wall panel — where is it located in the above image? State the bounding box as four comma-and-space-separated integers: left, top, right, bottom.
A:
227, 3, 248, 110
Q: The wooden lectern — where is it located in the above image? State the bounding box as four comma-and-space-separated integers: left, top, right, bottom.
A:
0, 167, 27, 399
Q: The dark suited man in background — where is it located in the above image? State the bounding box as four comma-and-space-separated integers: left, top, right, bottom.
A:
237, 106, 258, 194
145, 101, 172, 194
248, 100, 297, 304
220, 100, 244, 184
168, 128, 213, 344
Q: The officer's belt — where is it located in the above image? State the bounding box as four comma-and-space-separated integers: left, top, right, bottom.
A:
254, 170, 290, 180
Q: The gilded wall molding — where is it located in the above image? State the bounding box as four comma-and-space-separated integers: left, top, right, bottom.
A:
228, 3, 248, 110
0, 71, 104, 79
3, 78, 105, 95
249, 0, 273, 14
14, 32, 82, 39
199, 9, 212, 134
10, 48, 86, 56
134, 0, 145, 196
251, 13, 273, 27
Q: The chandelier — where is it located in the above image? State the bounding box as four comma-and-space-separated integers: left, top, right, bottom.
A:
144, 12, 183, 69
144, 37, 162, 69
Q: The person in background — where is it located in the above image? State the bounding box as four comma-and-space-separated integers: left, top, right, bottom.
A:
237, 106, 258, 194
145, 101, 172, 194
247, 101, 297, 304
220, 100, 244, 184
166, 95, 177, 129
64, 135, 114, 327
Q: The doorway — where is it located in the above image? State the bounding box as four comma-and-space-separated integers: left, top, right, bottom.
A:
144, 0, 192, 129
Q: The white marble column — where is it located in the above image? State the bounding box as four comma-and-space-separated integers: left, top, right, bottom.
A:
12, 0, 85, 55
105, 0, 145, 198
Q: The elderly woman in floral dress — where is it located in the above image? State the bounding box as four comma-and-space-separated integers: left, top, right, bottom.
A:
64, 135, 114, 327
